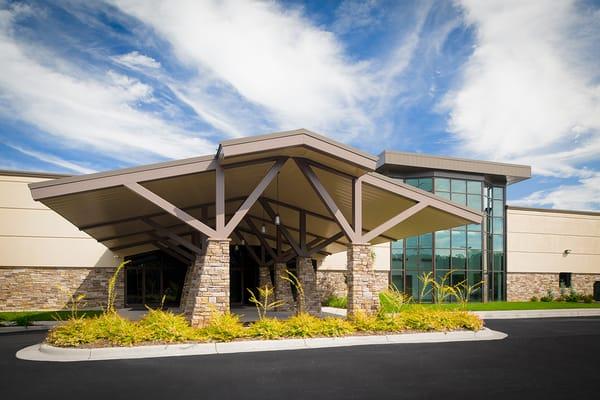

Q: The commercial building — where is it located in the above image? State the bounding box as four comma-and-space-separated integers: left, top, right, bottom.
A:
1, 129, 598, 323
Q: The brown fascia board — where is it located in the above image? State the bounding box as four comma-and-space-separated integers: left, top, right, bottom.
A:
28, 154, 217, 200
0, 169, 72, 179
364, 172, 483, 224
377, 150, 531, 185
217, 128, 379, 170
507, 205, 600, 217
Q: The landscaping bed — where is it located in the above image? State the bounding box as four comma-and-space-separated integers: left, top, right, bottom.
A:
46, 308, 483, 348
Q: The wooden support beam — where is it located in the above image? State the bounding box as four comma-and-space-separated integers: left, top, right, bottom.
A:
245, 217, 278, 260
294, 158, 357, 242
154, 242, 193, 265
361, 202, 428, 243
124, 182, 218, 238
299, 210, 306, 252
233, 231, 262, 266
142, 218, 203, 255
353, 177, 362, 237
223, 158, 286, 237
147, 232, 195, 262
306, 231, 345, 256
215, 164, 225, 235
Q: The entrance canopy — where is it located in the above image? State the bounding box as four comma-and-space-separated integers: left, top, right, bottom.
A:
29, 129, 482, 263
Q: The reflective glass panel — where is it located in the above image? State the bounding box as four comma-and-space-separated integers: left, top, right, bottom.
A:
468, 249, 482, 269
435, 248, 450, 268
451, 229, 467, 249
437, 191, 451, 200
406, 236, 419, 248
406, 273, 419, 300
451, 192, 467, 205
493, 200, 503, 216
467, 223, 481, 232
467, 194, 482, 211
420, 233, 433, 247
493, 234, 504, 251
451, 249, 467, 268
467, 181, 482, 194
493, 187, 504, 200
493, 251, 504, 271
419, 248, 433, 269
492, 218, 504, 234
405, 178, 419, 188
391, 273, 404, 292
451, 179, 466, 193
467, 231, 482, 249
406, 248, 419, 269
419, 178, 433, 192
391, 246, 403, 271
468, 272, 483, 301
493, 272, 504, 300
435, 230, 450, 248
435, 178, 450, 192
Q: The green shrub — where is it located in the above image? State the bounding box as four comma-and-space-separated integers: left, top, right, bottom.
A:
530, 296, 539, 302
583, 295, 594, 303
200, 311, 246, 342
378, 287, 411, 314
349, 311, 384, 332
283, 313, 321, 337
247, 318, 286, 339
139, 309, 204, 343
322, 295, 348, 308
318, 317, 355, 337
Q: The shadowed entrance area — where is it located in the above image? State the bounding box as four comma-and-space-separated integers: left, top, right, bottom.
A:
29, 129, 481, 326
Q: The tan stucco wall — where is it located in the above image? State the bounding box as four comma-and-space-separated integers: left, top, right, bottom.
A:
507, 207, 600, 274
0, 174, 119, 268
318, 242, 390, 271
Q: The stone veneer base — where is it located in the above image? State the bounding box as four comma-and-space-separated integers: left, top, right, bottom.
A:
507, 272, 600, 301
16, 328, 506, 362
0, 266, 124, 311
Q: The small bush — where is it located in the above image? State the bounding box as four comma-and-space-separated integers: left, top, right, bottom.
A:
139, 309, 204, 343
247, 318, 286, 339
583, 295, 594, 303
378, 287, 411, 314
322, 295, 348, 308
200, 311, 246, 342
530, 296, 539, 302
318, 317, 355, 337
283, 313, 321, 338
349, 311, 385, 332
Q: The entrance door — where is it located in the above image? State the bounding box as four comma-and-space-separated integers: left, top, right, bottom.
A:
125, 251, 187, 308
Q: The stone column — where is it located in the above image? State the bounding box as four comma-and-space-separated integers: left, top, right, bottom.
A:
183, 239, 230, 328
274, 262, 294, 311
258, 264, 273, 289
297, 257, 321, 315
347, 243, 379, 316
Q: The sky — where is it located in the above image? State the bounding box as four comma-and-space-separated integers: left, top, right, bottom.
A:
0, 0, 599, 210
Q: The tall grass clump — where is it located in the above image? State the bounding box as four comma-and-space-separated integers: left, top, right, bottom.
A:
200, 311, 246, 342
322, 295, 347, 308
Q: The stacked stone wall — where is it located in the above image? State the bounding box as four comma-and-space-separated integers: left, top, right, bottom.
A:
347, 244, 380, 315
296, 257, 320, 315
0, 266, 124, 311
507, 272, 600, 301
274, 262, 294, 311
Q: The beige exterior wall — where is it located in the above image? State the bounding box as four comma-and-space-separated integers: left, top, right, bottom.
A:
507, 207, 600, 274
318, 242, 390, 272
0, 173, 120, 268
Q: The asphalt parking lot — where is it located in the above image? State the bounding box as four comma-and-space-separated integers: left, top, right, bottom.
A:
2, 317, 599, 400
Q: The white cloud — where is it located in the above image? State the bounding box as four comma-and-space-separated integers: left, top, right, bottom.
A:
0, 5, 215, 166
511, 173, 600, 211
112, 51, 161, 70
111, 0, 377, 140
445, 0, 600, 209
7, 144, 97, 174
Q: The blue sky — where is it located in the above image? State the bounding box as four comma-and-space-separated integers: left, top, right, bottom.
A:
0, 0, 599, 210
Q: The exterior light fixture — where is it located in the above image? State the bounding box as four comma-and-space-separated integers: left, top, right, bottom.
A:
275, 214, 281, 226
234, 244, 239, 251
563, 249, 572, 255
261, 224, 266, 234
241, 239, 245, 246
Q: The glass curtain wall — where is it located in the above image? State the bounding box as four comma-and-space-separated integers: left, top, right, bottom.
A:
390, 176, 506, 302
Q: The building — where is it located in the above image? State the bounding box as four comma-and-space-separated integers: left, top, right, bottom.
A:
1, 129, 599, 323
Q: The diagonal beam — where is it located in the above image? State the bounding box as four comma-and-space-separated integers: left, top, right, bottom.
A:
245, 217, 277, 260
306, 231, 345, 256
361, 202, 428, 243
223, 158, 286, 237
124, 182, 218, 238
148, 232, 195, 261
142, 218, 203, 255
233, 231, 261, 266
294, 158, 356, 242
154, 242, 194, 265
260, 199, 305, 257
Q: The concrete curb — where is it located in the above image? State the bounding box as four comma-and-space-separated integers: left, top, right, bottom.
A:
473, 309, 600, 319
15, 328, 506, 362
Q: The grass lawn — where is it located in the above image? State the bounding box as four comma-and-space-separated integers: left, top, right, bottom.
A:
408, 301, 600, 311
0, 310, 103, 324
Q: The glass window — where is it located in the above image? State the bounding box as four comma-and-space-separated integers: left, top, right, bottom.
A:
419, 178, 433, 192
435, 178, 450, 192
436, 269, 452, 286
451, 192, 466, 205
467, 223, 481, 232
493, 272, 504, 300
405, 178, 419, 188
451, 270, 467, 286
391, 273, 404, 292
406, 236, 419, 248
406, 273, 419, 300
437, 191, 451, 200
451, 229, 466, 249
406, 248, 418, 269
419, 233, 432, 247
492, 200, 504, 217
468, 272, 483, 301
493, 251, 504, 272
493, 234, 504, 251
492, 218, 504, 234
435, 230, 450, 248
451, 179, 466, 193
467, 231, 482, 249
467, 181, 482, 194
453, 224, 467, 231
419, 248, 433, 269
559, 272, 572, 288
391, 246, 403, 271
467, 194, 482, 211
468, 249, 482, 269
391, 239, 403, 249
493, 187, 504, 200
451, 249, 467, 268
435, 248, 450, 269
